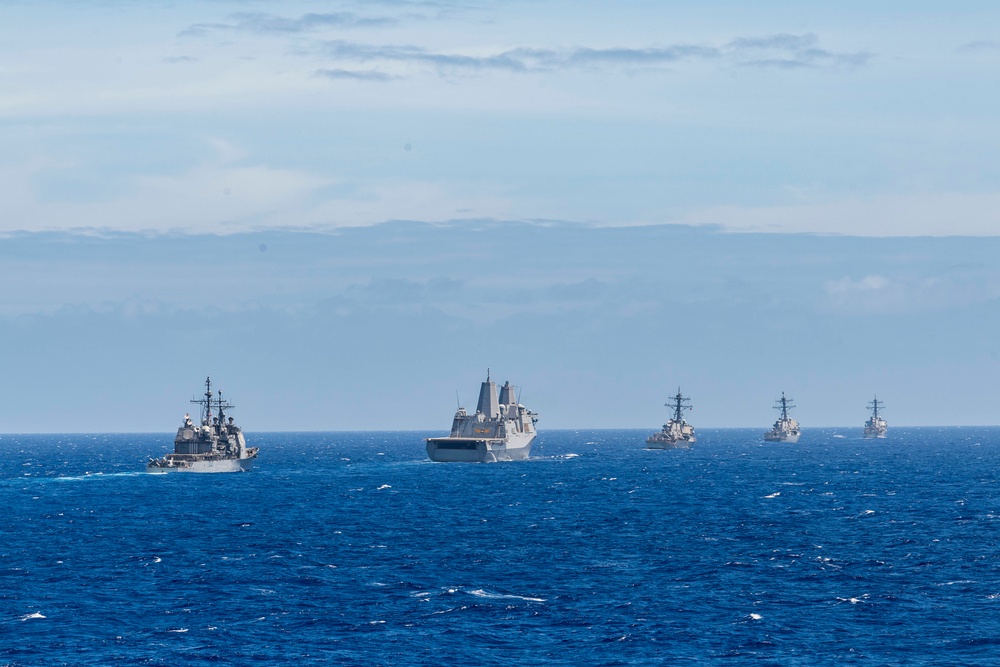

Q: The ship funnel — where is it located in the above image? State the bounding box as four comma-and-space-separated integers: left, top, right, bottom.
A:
476, 374, 500, 418
498, 381, 517, 407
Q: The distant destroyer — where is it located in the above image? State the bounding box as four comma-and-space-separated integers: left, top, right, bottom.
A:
147, 377, 258, 473
764, 392, 801, 443
863, 395, 887, 439
646, 388, 696, 449
426, 371, 538, 462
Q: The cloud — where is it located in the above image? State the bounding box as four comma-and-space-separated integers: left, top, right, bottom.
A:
312, 33, 870, 78
821, 272, 995, 315
825, 275, 889, 296
315, 68, 396, 82
320, 40, 530, 72
675, 191, 1000, 237
958, 40, 1000, 53
180, 11, 396, 37
0, 140, 335, 234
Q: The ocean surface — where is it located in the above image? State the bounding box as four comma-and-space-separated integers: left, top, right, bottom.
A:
3, 428, 1000, 666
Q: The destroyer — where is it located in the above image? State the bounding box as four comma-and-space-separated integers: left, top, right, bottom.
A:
863, 395, 887, 438
764, 392, 801, 442
147, 377, 258, 473
426, 371, 538, 462
646, 388, 695, 449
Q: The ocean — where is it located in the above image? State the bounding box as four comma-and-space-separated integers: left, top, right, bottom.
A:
2, 428, 1000, 666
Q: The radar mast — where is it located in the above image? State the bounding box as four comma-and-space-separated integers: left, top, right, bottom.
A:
666, 387, 692, 422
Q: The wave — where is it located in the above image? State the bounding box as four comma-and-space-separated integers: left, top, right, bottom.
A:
467, 588, 546, 603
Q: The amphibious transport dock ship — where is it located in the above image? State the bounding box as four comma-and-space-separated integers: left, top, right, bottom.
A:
863, 396, 887, 438
147, 377, 258, 473
426, 371, 538, 462
764, 392, 801, 443
646, 388, 696, 449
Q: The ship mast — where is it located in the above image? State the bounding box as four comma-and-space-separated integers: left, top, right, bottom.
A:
868, 395, 884, 419
774, 392, 795, 421
190, 376, 214, 425
667, 387, 692, 422
215, 389, 235, 427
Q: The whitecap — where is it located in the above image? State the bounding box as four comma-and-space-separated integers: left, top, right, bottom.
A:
749, 613, 762, 620
376, 484, 391, 490
20, 612, 46, 621
167, 628, 188, 633
763, 492, 780, 499
468, 588, 545, 603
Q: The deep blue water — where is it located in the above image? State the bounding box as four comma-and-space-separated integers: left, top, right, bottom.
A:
3, 428, 1000, 666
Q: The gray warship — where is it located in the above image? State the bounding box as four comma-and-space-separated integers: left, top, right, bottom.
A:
646, 388, 696, 449
863, 395, 887, 438
147, 377, 258, 473
764, 392, 801, 442
426, 371, 538, 462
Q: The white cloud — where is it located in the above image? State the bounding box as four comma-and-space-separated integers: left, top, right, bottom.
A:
0, 144, 334, 233
0, 138, 516, 233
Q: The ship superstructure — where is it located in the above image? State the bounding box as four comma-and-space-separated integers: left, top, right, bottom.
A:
764, 392, 801, 443
426, 371, 538, 462
646, 388, 696, 449
863, 396, 887, 439
147, 377, 258, 473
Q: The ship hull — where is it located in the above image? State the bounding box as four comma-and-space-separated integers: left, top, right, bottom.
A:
646, 438, 694, 449
645, 442, 693, 450
764, 432, 800, 443
863, 431, 887, 439
426, 432, 534, 462
147, 455, 255, 473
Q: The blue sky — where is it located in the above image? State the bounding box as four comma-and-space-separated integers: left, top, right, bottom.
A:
1, 1, 999, 431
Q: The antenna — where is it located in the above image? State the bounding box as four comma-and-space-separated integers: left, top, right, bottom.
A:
190, 376, 214, 424
666, 387, 692, 422
773, 392, 796, 421
868, 395, 885, 419
456, 391, 461, 409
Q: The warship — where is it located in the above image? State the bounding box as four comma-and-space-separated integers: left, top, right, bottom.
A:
863, 395, 887, 439
646, 388, 696, 449
147, 377, 258, 473
426, 370, 538, 462
764, 392, 801, 442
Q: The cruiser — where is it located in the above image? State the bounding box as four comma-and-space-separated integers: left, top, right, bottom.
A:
764, 392, 801, 443
426, 371, 538, 462
646, 388, 695, 449
863, 395, 887, 438
147, 377, 258, 473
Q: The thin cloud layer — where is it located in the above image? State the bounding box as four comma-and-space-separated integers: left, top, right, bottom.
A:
310, 32, 871, 77
179, 11, 870, 76
180, 11, 397, 38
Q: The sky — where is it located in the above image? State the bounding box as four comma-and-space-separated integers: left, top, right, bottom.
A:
1, 1, 1000, 431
